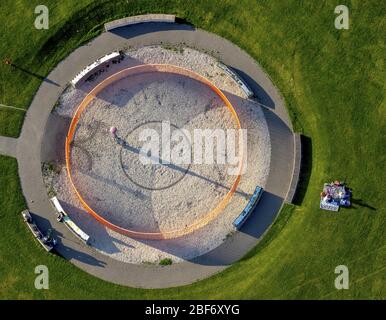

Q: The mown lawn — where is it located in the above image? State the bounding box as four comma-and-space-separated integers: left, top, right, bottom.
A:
0, 0, 385, 299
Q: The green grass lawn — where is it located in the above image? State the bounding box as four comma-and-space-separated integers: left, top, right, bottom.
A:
0, 0, 385, 299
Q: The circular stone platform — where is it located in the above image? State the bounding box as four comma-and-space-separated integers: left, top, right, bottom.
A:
67, 65, 243, 239
43, 45, 271, 264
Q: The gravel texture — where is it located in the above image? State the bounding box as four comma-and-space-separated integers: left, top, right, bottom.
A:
44, 45, 271, 264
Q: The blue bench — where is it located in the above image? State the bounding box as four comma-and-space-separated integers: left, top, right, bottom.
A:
233, 186, 264, 229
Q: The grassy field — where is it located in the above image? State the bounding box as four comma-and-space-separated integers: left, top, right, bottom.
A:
0, 0, 385, 299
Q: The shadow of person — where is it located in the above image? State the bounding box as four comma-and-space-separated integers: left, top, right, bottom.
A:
56, 243, 107, 268
351, 198, 376, 211
117, 134, 251, 198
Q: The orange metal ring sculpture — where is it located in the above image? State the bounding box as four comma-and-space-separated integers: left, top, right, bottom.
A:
66, 64, 244, 240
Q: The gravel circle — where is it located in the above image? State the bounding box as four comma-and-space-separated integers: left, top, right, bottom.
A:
44, 45, 271, 264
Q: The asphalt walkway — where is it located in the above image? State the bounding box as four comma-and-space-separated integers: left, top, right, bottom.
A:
1, 23, 295, 288
0, 136, 18, 157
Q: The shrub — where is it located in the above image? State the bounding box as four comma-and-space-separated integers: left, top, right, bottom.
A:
159, 258, 173, 266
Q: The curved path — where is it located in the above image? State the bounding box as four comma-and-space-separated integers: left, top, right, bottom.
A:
7, 23, 295, 288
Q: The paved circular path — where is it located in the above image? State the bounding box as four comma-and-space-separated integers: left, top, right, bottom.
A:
10, 22, 295, 288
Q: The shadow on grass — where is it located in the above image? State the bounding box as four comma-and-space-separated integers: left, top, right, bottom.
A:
292, 135, 312, 206
349, 198, 376, 211
175, 17, 195, 27
10, 64, 60, 87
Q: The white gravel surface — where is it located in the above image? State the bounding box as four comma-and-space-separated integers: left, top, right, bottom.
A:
44, 45, 271, 264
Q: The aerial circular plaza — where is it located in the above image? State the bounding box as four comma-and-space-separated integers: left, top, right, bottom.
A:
0, 11, 299, 289
43, 45, 272, 263
1, 2, 382, 299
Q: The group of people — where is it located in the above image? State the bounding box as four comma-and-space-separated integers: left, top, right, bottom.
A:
320, 180, 351, 207
42, 228, 57, 246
